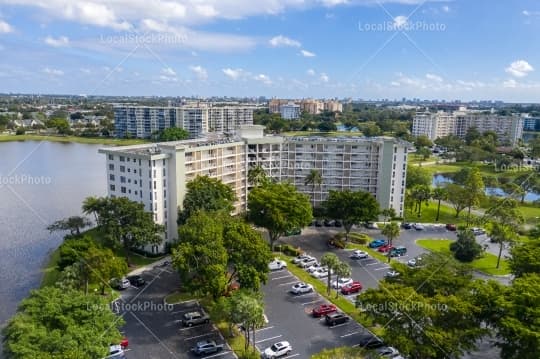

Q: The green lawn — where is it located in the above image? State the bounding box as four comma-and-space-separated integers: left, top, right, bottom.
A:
416, 239, 511, 276
404, 200, 468, 225
164, 291, 199, 304
408, 154, 438, 164
0, 134, 148, 146
518, 203, 540, 225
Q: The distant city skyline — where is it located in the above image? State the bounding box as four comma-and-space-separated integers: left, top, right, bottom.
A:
0, 0, 539, 102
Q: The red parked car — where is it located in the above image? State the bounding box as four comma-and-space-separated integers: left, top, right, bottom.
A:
341, 281, 363, 295
446, 223, 457, 231
120, 337, 129, 349
378, 245, 394, 253
312, 304, 337, 317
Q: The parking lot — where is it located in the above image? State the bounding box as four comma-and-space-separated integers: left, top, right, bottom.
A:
115, 264, 235, 359
259, 268, 377, 358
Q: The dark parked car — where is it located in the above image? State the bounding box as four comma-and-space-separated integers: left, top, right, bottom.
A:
324, 219, 335, 227
127, 275, 146, 287
389, 246, 407, 257
401, 222, 412, 229
191, 340, 224, 356
358, 336, 385, 349
334, 220, 343, 227
325, 312, 350, 326
182, 310, 210, 327
315, 220, 323, 227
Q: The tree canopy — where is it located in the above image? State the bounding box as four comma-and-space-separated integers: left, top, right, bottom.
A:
156, 127, 190, 142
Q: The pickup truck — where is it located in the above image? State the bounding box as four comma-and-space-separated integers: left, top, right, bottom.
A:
191, 340, 224, 356
182, 310, 210, 327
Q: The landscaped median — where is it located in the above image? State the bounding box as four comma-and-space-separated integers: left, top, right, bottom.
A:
275, 253, 382, 336
416, 239, 511, 276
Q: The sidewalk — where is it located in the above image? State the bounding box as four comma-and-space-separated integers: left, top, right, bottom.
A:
127, 256, 171, 277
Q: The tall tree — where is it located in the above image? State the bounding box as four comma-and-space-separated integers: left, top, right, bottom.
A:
381, 208, 396, 224
247, 164, 269, 188
247, 182, 312, 250
333, 261, 351, 298
82, 245, 128, 295
2, 287, 124, 359
432, 187, 448, 222
410, 185, 431, 217
320, 253, 340, 295
488, 223, 517, 269
406, 166, 431, 189
509, 241, 540, 277
81, 196, 107, 224
446, 184, 469, 218
180, 175, 236, 223
304, 169, 323, 208
381, 222, 400, 262
156, 127, 189, 142
515, 172, 540, 203
450, 229, 483, 262
47, 216, 92, 236
414, 135, 434, 149
323, 190, 380, 241
463, 168, 484, 225
495, 273, 540, 359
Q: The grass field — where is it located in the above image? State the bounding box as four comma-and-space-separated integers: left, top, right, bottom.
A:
403, 200, 469, 225
0, 134, 148, 146
416, 239, 511, 276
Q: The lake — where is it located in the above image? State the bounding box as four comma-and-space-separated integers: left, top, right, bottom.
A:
0, 141, 106, 346
433, 174, 540, 202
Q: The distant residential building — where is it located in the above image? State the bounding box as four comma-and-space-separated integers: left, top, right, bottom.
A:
323, 100, 343, 113
523, 116, 540, 131
269, 99, 290, 114
270, 99, 343, 117
412, 110, 524, 146
11, 119, 45, 128
300, 99, 325, 115
100, 125, 411, 252
280, 102, 301, 120
113, 104, 255, 138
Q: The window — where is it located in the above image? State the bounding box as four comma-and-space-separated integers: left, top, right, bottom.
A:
128, 189, 131, 194
163, 179, 166, 187
128, 179, 131, 184
153, 181, 156, 189
153, 160, 156, 166
110, 184, 115, 191
127, 168, 131, 173
119, 156, 125, 162
164, 190, 167, 197
163, 159, 166, 166
134, 169, 137, 174
150, 192, 152, 200
164, 200, 167, 209
108, 154, 114, 160
121, 186, 126, 193
134, 180, 137, 185
109, 164, 114, 170
133, 158, 136, 163
120, 165, 125, 173
148, 170, 151, 178
153, 169, 156, 178
120, 176, 126, 183
163, 168, 166, 176
109, 174, 115, 181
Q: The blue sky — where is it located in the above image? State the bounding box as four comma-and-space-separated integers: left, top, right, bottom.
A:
0, 0, 539, 101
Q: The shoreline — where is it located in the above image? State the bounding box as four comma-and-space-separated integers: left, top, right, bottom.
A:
0, 134, 148, 146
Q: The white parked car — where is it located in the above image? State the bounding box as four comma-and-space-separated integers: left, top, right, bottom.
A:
111, 278, 130, 290
262, 341, 292, 358
385, 270, 400, 278
311, 267, 331, 278
290, 282, 314, 295
105, 345, 125, 359
350, 250, 369, 259
377, 346, 400, 358
292, 254, 312, 264
413, 223, 425, 230
297, 257, 317, 268
366, 222, 379, 229
268, 259, 287, 271
306, 262, 323, 273
407, 257, 423, 268
331, 277, 353, 289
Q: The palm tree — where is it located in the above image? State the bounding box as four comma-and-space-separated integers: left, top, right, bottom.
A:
333, 261, 352, 298
247, 164, 268, 188
82, 196, 106, 224
489, 222, 517, 269
321, 253, 340, 295
410, 185, 432, 218
432, 187, 448, 222
304, 169, 323, 208
381, 222, 400, 263
381, 208, 396, 224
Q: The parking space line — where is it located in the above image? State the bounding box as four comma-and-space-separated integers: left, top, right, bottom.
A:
340, 330, 361, 338
184, 332, 216, 341
255, 326, 274, 332
271, 275, 292, 280
373, 266, 391, 271
328, 322, 351, 329
301, 299, 322, 306
278, 281, 299, 286
365, 262, 382, 266
255, 335, 282, 344
286, 354, 300, 358
201, 350, 232, 359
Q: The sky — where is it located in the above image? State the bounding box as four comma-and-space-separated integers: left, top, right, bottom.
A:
0, 0, 539, 102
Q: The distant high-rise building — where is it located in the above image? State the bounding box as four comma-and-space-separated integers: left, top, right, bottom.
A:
114, 104, 255, 138
412, 109, 524, 146
280, 102, 301, 120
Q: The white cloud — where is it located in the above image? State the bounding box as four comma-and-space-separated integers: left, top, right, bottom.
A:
307, 68, 316, 76
159, 75, 178, 82
189, 65, 208, 80
254, 74, 272, 85
162, 67, 176, 76
300, 49, 316, 57
426, 73, 443, 82
62, 2, 131, 30
222, 68, 245, 80
393, 15, 409, 29
320, 73, 329, 82
43, 67, 64, 76
44, 35, 69, 47
505, 60, 534, 77
442, 5, 450, 13
269, 35, 301, 47
195, 4, 218, 18
80, 68, 91, 74
0, 20, 13, 33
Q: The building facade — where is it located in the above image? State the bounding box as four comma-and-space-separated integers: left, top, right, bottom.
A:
114, 104, 255, 138
280, 102, 301, 120
100, 125, 410, 252
412, 110, 524, 146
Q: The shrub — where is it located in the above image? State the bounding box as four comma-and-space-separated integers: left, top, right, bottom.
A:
450, 229, 483, 262
348, 232, 370, 245
275, 244, 302, 257
15, 127, 25, 135
328, 237, 346, 249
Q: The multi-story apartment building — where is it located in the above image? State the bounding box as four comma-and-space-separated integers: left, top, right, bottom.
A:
269, 99, 290, 114
323, 100, 343, 113
114, 104, 255, 138
280, 102, 301, 120
300, 99, 325, 115
523, 115, 539, 131
412, 110, 524, 146
269, 99, 343, 117
100, 125, 410, 252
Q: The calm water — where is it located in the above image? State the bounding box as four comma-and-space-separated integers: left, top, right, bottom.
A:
0, 141, 106, 337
